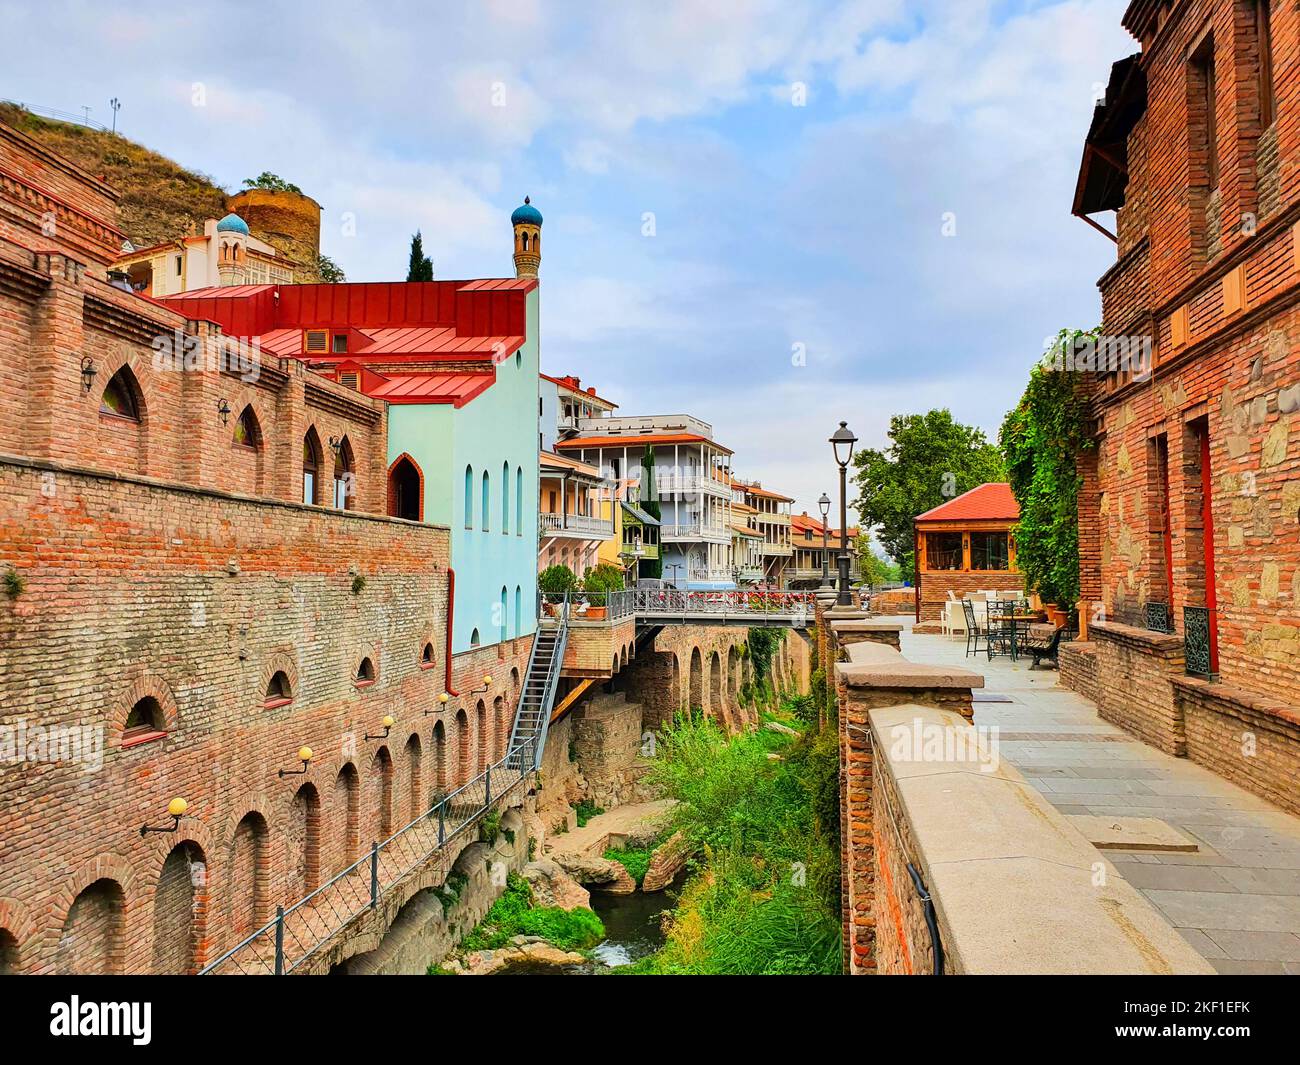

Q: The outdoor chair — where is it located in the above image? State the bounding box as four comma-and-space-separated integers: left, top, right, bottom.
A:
986, 599, 1020, 660
961, 598, 985, 657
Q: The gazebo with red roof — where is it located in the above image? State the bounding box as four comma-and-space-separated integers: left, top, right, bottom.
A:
913, 483, 1022, 625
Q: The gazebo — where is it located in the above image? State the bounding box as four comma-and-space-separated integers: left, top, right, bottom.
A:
913, 483, 1021, 627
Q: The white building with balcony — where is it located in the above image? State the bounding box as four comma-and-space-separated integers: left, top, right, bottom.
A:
556, 414, 736, 589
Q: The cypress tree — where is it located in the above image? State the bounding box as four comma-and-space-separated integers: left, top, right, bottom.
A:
406, 231, 434, 281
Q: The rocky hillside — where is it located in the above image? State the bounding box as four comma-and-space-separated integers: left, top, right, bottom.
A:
0, 102, 228, 249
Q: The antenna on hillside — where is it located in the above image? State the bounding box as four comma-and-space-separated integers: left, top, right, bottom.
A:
80, 105, 91, 126
110, 98, 121, 134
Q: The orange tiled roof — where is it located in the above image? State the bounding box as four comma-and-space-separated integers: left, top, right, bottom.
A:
556, 433, 732, 455
914, 483, 1018, 523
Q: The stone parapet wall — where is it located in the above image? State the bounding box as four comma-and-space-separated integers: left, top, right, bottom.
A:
1058, 641, 1100, 705
867, 704, 1213, 975
1088, 621, 1187, 755
1175, 676, 1300, 817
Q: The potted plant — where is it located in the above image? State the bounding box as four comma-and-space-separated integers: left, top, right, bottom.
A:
581, 563, 626, 621
539, 564, 578, 615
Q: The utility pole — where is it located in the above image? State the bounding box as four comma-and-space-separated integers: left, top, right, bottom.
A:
80, 105, 92, 127
110, 98, 121, 134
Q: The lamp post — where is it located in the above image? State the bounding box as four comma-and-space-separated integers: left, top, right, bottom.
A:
830, 421, 858, 608
818, 493, 832, 590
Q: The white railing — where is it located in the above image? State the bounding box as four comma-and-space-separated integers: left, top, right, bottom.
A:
661, 523, 731, 543
540, 512, 614, 537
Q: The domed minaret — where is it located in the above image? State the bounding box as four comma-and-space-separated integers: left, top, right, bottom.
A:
511, 197, 542, 279
215, 212, 250, 286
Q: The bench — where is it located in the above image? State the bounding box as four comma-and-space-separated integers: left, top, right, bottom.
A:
1020, 623, 1078, 669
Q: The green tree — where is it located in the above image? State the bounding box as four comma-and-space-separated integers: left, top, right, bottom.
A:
406, 231, 434, 282
241, 171, 303, 194
639, 446, 663, 580
316, 253, 345, 283
854, 535, 899, 587
999, 328, 1097, 606
853, 409, 1005, 581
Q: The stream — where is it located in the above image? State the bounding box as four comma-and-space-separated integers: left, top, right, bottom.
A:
495, 873, 687, 975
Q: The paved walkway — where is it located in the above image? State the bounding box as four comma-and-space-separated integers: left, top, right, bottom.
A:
546, 800, 675, 858
895, 619, 1300, 975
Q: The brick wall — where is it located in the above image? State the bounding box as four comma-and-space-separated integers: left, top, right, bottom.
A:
1058, 640, 1100, 705
0, 456, 530, 973
1089, 622, 1187, 755
916, 570, 1024, 622
1082, 0, 1300, 698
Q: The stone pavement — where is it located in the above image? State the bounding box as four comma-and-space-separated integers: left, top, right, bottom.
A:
895, 619, 1300, 975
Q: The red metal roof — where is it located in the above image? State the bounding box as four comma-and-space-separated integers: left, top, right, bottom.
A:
368, 373, 495, 407
555, 433, 732, 455
157, 279, 534, 408
914, 483, 1019, 524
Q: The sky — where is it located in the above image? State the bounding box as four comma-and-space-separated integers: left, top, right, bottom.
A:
4, 0, 1136, 519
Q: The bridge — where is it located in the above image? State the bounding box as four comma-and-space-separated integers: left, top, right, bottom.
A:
549, 588, 816, 629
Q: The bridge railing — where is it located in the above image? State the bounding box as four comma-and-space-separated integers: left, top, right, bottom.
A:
632, 589, 814, 623
199, 736, 537, 975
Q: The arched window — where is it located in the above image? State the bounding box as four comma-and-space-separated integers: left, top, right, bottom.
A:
303, 429, 322, 505
502, 461, 510, 534
333, 436, 354, 510
420, 642, 435, 669
514, 586, 522, 637
387, 455, 422, 521
516, 466, 524, 536
233, 405, 260, 449
470, 628, 481, 648
355, 657, 376, 686
500, 586, 509, 638
123, 696, 166, 746
264, 671, 292, 708
464, 466, 474, 529
100, 366, 141, 421
481, 470, 490, 531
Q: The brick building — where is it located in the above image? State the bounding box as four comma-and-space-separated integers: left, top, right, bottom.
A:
912, 483, 1022, 624
0, 119, 527, 973
1068, 0, 1299, 813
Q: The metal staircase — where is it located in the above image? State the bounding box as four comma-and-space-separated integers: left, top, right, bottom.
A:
507, 594, 570, 771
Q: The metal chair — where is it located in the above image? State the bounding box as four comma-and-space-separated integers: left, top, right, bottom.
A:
986, 600, 1017, 660
961, 598, 985, 657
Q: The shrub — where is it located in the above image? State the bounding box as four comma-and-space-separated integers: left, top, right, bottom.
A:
538, 564, 579, 596
573, 800, 604, 827
459, 873, 605, 953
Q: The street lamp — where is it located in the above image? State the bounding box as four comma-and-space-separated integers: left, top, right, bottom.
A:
818, 493, 832, 590
829, 421, 858, 608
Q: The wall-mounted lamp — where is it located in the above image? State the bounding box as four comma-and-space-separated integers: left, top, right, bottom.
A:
469, 675, 492, 695
140, 797, 188, 837
328, 436, 344, 459
425, 692, 451, 716
80, 356, 97, 393
365, 715, 395, 741
278, 746, 313, 778
216, 398, 232, 426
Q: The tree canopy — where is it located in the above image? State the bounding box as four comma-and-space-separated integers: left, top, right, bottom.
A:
852, 409, 1005, 580
999, 328, 1097, 606
241, 172, 303, 194
406, 231, 434, 282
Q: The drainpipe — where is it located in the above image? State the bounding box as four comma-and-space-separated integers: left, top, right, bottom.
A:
444, 567, 460, 696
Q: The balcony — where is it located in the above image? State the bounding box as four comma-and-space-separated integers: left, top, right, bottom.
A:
760, 542, 793, 557
655, 472, 730, 499
540, 512, 613, 539
661, 523, 731, 545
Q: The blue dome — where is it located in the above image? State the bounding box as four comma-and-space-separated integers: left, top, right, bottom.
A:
511, 197, 542, 226
216, 212, 250, 235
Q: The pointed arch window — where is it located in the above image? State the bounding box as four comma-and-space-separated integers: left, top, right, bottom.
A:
264, 671, 293, 708
233, 405, 260, 449
100, 367, 140, 421
333, 436, 354, 510
464, 466, 474, 529
303, 430, 322, 505
481, 470, 490, 531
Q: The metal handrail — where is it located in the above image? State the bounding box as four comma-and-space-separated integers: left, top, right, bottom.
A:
199, 734, 537, 975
